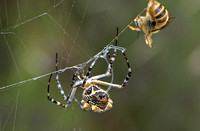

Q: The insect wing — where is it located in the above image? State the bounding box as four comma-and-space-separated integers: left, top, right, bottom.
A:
159, 17, 175, 30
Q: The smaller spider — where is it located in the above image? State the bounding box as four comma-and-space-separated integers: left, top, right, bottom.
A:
47, 28, 132, 112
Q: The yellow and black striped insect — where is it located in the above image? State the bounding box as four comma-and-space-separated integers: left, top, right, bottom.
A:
129, 0, 175, 48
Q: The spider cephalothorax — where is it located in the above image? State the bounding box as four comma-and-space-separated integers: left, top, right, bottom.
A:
81, 84, 113, 112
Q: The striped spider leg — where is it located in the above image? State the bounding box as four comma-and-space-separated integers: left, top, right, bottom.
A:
82, 27, 131, 89
47, 54, 82, 108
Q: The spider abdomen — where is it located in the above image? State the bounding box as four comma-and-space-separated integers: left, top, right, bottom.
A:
82, 85, 112, 112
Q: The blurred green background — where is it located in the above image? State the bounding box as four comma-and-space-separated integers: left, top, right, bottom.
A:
0, 0, 200, 130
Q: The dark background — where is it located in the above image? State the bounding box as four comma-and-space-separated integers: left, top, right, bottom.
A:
0, 0, 200, 130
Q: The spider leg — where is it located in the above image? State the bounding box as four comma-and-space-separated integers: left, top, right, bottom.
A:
55, 53, 68, 100
71, 67, 83, 87
67, 87, 84, 109
47, 73, 69, 108
105, 28, 119, 91
83, 28, 119, 87
121, 51, 132, 87
47, 73, 83, 109
83, 27, 132, 89
81, 68, 86, 79
108, 27, 118, 64
74, 97, 84, 109
86, 79, 122, 89
47, 53, 69, 108
84, 44, 116, 82
108, 27, 118, 66
107, 28, 132, 88
60, 67, 85, 109
55, 53, 82, 107
82, 58, 98, 86
108, 27, 120, 74
108, 28, 132, 88
83, 53, 114, 86
85, 51, 132, 89
47, 54, 83, 109
114, 28, 132, 87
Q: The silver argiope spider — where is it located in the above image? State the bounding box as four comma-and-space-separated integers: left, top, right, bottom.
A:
47, 28, 132, 112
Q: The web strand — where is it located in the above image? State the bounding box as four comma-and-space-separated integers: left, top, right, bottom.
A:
0, 0, 65, 33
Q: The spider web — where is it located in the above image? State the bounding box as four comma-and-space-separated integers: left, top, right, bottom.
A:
0, 0, 136, 130
0, 0, 197, 130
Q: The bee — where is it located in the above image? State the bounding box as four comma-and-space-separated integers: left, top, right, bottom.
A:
129, 0, 175, 48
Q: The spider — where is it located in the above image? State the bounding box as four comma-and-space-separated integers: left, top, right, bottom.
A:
47, 28, 132, 112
